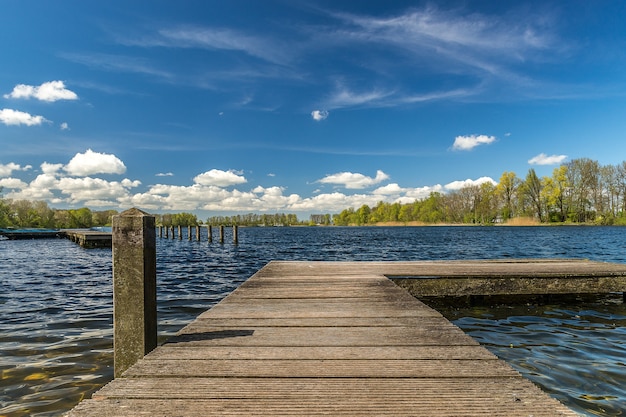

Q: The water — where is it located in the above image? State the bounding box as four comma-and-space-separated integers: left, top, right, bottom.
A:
1, 226, 625, 416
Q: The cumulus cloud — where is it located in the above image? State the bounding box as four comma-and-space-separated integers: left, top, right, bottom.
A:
60, 122, 69, 130
0, 178, 28, 189
452, 134, 496, 151
311, 110, 329, 121
528, 153, 567, 165
193, 169, 247, 187
64, 149, 127, 176
0, 109, 48, 126
318, 170, 389, 189
156, 172, 174, 177
444, 176, 497, 191
3, 81, 78, 102
0, 163, 31, 177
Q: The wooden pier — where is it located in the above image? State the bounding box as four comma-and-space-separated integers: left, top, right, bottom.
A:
61, 259, 617, 417
63, 229, 112, 248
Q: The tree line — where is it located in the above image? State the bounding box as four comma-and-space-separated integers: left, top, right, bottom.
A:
0, 197, 118, 229
4, 158, 626, 229
333, 158, 626, 226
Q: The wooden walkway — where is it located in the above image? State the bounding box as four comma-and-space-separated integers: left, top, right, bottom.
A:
66, 260, 596, 416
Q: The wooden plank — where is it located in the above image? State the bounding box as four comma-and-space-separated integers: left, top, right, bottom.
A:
146, 345, 498, 360
67, 260, 591, 416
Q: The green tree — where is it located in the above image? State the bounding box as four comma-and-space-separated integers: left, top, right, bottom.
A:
523, 169, 544, 222
495, 171, 520, 220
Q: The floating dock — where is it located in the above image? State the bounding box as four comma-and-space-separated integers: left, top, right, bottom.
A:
62, 259, 621, 416
62, 229, 112, 248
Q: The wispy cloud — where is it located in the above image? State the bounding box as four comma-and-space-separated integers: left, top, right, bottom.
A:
61, 52, 173, 78
528, 153, 567, 165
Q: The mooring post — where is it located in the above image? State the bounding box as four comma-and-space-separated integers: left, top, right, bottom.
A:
233, 225, 239, 244
219, 225, 225, 244
178, 225, 182, 240
187, 226, 192, 241
170, 226, 174, 239
207, 225, 213, 242
112, 208, 157, 378
158, 225, 163, 238
195, 225, 200, 241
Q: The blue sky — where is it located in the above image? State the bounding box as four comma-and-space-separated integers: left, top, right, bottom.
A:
1, 0, 626, 218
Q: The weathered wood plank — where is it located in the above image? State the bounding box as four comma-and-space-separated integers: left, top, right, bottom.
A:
146, 345, 498, 360
122, 358, 516, 378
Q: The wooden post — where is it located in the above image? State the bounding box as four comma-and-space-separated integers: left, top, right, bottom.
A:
195, 225, 200, 241
219, 225, 225, 244
170, 226, 174, 239
178, 225, 182, 240
164, 226, 169, 238
158, 226, 163, 238
187, 226, 192, 241
207, 225, 212, 242
233, 225, 239, 244
112, 208, 157, 378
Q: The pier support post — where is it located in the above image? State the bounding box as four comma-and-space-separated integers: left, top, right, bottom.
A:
195, 225, 200, 241
178, 225, 182, 240
219, 225, 225, 244
112, 208, 157, 378
233, 225, 238, 244
208, 226, 213, 242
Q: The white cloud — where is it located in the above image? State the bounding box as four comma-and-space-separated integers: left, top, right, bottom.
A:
0, 163, 31, 177
64, 149, 127, 176
528, 153, 567, 165
156, 172, 174, 177
4, 81, 78, 102
0, 108, 48, 126
452, 134, 496, 151
193, 169, 247, 187
373, 183, 405, 195
311, 110, 329, 121
444, 176, 497, 191
60, 122, 69, 130
319, 170, 390, 189
41, 162, 64, 175
0, 178, 28, 189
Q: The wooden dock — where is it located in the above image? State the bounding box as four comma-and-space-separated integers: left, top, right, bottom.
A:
63, 229, 112, 248
62, 259, 613, 416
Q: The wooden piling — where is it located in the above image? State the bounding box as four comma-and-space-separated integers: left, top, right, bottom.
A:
188, 226, 192, 241
112, 208, 157, 378
219, 225, 225, 244
195, 225, 200, 241
158, 226, 163, 238
233, 225, 239, 244
178, 225, 182, 240
207, 226, 213, 242
169, 226, 174, 239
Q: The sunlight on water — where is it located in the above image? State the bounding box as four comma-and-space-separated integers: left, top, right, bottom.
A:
1, 226, 625, 416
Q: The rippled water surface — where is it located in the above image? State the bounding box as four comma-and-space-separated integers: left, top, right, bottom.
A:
1, 226, 626, 416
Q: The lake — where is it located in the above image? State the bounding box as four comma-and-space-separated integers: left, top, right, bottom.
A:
1, 226, 625, 416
